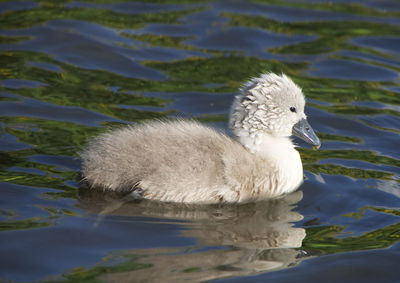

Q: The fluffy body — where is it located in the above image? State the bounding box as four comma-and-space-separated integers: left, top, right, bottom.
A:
81, 121, 303, 203
81, 73, 312, 204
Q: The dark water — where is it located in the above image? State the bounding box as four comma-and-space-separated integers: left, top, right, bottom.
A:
0, 1, 399, 282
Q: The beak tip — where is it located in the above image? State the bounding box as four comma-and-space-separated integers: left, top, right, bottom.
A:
312, 143, 321, 150
312, 137, 321, 150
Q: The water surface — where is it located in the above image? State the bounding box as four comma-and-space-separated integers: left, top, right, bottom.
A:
0, 0, 399, 282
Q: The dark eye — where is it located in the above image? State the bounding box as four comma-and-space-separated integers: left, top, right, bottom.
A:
290, 107, 296, 113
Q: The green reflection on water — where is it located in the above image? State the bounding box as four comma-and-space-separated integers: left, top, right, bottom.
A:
51, 254, 152, 283
0, 35, 32, 44
0, 206, 65, 232
344, 206, 400, 219
315, 104, 400, 117
317, 132, 362, 143
370, 207, 400, 217
251, 0, 400, 18
2, 48, 398, 113
145, 56, 308, 91
0, 51, 171, 121
222, 10, 400, 76
0, 169, 77, 198
122, 33, 193, 50
300, 148, 399, 181
304, 164, 394, 180
305, 86, 400, 106
0, 117, 100, 197
301, 149, 400, 168
0, 117, 102, 155
304, 222, 400, 254
37, 0, 212, 4
197, 114, 228, 123
0, 5, 205, 29
0, 217, 51, 231
121, 33, 224, 56
223, 12, 400, 37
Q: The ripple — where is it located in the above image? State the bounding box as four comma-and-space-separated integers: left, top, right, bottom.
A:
308, 58, 398, 81
1, 79, 47, 89
0, 98, 121, 126
352, 36, 400, 56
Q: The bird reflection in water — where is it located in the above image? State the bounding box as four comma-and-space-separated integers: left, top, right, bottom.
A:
78, 189, 307, 282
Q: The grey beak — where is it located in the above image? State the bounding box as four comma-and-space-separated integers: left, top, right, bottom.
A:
292, 118, 321, 149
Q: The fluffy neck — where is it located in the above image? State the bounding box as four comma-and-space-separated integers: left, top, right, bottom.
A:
238, 132, 304, 194
238, 132, 294, 156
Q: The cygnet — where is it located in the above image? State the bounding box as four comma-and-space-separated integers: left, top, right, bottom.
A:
80, 73, 320, 203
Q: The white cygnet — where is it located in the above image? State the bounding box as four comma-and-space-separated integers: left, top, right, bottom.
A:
80, 73, 320, 204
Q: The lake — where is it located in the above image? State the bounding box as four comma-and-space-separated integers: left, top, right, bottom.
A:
0, 0, 399, 282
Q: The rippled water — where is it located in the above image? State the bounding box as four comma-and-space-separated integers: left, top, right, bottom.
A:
0, 1, 399, 282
